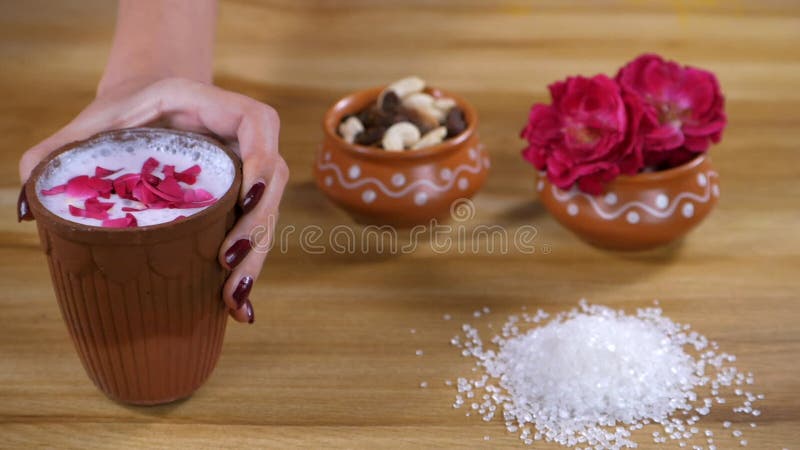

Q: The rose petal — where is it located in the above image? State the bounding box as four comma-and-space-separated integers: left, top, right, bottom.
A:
102, 213, 138, 228
69, 202, 110, 221
157, 176, 185, 199
132, 181, 160, 205
41, 185, 67, 196
112, 173, 141, 200
84, 197, 115, 213
142, 176, 183, 202
64, 176, 101, 198
95, 166, 121, 178
182, 188, 215, 204
176, 165, 201, 185
141, 157, 160, 175
43, 155, 217, 224
87, 177, 114, 197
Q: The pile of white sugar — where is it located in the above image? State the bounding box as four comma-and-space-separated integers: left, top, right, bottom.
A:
450, 301, 764, 449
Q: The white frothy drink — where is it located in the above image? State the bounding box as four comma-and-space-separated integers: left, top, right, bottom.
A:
35, 130, 235, 227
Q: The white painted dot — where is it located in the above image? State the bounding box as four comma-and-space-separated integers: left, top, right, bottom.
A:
483, 157, 491, 169
440, 168, 453, 180
626, 211, 640, 224
391, 173, 406, 187
458, 178, 469, 190
324, 152, 331, 161
324, 175, 333, 187
712, 184, 720, 197
536, 180, 544, 192
468, 148, 478, 160
361, 190, 376, 204
655, 194, 669, 209
414, 192, 428, 206
567, 203, 579, 216
604, 193, 618, 205
348, 164, 361, 179
697, 173, 708, 187
682, 202, 695, 218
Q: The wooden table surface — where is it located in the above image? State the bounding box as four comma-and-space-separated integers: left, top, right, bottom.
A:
1, 1, 798, 448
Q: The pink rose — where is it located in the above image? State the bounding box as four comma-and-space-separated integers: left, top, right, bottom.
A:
521, 74, 644, 194
616, 53, 726, 165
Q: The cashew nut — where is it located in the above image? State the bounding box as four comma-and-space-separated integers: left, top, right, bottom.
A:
338, 116, 364, 144
402, 92, 434, 108
382, 121, 421, 151
433, 97, 456, 112
377, 76, 426, 109
411, 126, 447, 150
402, 93, 445, 122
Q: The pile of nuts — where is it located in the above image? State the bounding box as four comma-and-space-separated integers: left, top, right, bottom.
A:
338, 76, 468, 151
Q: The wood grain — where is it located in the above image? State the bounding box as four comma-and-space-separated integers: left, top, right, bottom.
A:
1, 0, 798, 448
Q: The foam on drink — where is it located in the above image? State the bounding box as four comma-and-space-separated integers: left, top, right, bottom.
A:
35, 130, 235, 227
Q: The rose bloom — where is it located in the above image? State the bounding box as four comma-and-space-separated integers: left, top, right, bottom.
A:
617, 53, 726, 167
521, 74, 644, 194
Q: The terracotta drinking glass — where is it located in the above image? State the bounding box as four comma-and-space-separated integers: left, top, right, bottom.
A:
25, 128, 242, 405
538, 155, 719, 251
315, 86, 490, 227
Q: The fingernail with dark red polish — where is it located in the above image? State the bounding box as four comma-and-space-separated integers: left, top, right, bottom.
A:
244, 299, 255, 324
224, 239, 251, 269
17, 186, 33, 222
240, 182, 265, 215
232, 275, 253, 309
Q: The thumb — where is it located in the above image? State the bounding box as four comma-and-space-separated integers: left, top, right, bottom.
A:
18, 120, 97, 183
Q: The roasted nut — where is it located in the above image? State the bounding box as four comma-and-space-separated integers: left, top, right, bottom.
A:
344, 77, 464, 152
403, 92, 444, 125
360, 106, 404, 128
403, 107, 439, 135
355, 126, 386, 146
377, 76, 425, 109
402, 92, 434, 109
411, 126, 447, 150
445, 107, 467, 138
381, 91, 401, 113
433, 97, 457, 111
382, 121, 421, 151
339, 116, 364, 143
402, 93, 445, 122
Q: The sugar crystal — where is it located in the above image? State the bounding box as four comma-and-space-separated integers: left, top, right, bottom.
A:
448, 301, 766, 449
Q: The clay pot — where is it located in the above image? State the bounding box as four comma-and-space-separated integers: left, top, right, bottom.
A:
538, 155, 719, 251
315, 86, 489, 227
25, 128, 242, 405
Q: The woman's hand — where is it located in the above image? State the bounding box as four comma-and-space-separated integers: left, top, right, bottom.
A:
18, 77, 289, 324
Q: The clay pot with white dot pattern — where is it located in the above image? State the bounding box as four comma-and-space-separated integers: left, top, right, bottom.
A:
315, 87, 489, 227
537, 155, 719, 250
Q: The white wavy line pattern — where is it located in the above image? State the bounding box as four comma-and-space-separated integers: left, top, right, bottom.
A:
551, 171, 718, 220
317, 149, 485, 199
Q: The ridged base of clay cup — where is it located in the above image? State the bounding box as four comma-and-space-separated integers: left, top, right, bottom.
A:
538, 155, 719, 251
25, 128, 242, 405
314, 86, 490, 228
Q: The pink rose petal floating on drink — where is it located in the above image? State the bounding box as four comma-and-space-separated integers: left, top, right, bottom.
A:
94, 166, 121, 178
68, 197, 115, 221
102, 213, 138, 228
163, 164, 201, 185
41, 157, 218, 228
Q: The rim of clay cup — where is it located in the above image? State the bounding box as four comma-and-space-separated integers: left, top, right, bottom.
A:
25, 127, 243, 237
322, 85, 479, 161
